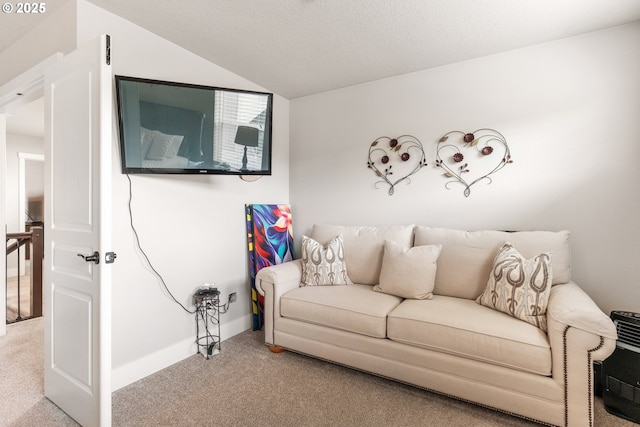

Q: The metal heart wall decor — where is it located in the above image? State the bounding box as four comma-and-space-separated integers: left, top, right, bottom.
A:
435, 128, 513, 197
367, 135, 427, 195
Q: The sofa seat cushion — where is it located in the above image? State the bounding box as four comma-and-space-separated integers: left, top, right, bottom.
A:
281, 284, 402, 338
387, 296, 552, 375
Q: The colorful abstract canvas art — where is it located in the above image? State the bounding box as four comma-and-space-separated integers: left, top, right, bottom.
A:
245, 204, 294, 330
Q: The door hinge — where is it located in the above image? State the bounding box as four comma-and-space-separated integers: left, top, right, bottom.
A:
106, 34, 111, 65
105, 251, 117, 264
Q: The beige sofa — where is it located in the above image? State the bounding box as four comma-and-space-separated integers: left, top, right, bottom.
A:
255, 225, 617, 427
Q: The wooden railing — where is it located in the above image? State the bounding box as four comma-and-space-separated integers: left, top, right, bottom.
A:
6, 226, 43, 321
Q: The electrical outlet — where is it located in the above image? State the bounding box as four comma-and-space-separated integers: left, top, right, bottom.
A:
229, 292, 237, 303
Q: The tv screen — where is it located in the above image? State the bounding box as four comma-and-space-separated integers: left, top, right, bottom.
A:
115, 75, 273, 175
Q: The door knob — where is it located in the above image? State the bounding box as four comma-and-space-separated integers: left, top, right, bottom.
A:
78, 251, 100, 264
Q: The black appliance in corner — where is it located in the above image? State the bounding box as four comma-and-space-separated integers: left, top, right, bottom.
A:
602, 311, 640, 424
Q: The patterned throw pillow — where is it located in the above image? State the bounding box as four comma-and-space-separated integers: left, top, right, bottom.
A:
476, 242, 553, 331
301, 235, 353, 286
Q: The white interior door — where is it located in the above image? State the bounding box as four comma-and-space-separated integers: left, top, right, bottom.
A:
44, 34, 113, 427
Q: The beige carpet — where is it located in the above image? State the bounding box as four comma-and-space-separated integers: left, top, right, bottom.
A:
0, 317, 78, 427
0, 318, 636, 427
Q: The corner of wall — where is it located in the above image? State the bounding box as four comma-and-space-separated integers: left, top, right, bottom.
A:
111, 313, 251, 391
0, 0, 77, 86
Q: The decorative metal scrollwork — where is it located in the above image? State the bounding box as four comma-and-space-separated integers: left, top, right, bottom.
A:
435, 129, 513, 197
367, 135, 427, 195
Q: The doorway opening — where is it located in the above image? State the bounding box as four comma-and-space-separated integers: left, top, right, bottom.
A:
6, 146, 45, 323
5, 99, 45, 324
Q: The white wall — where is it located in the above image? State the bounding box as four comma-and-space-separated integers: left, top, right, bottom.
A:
290, 23, 640, 317
74, 1, 289, 389
0, 1, 76, 85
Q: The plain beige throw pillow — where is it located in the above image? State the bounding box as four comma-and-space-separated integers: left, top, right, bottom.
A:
374, 240, 442, 299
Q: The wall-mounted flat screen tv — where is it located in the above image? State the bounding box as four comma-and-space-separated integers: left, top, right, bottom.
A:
115, 75, 273, 175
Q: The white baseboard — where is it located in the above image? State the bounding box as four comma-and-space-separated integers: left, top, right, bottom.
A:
111, 314, 252, 392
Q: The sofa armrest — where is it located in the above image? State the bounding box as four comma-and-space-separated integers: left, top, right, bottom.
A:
546, 281, 617, 427
547, 281, 617, 341
255, 260, 303, 345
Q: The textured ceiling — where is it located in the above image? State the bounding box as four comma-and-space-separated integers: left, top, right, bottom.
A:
86, 0, 640, 99
2, 0, 640, 101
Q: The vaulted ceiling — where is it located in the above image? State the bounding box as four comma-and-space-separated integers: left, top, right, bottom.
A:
2, 0, 640, 101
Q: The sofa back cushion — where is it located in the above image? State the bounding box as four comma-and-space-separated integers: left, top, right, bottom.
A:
414, 226, 571, 299
310, 225, 415, 285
